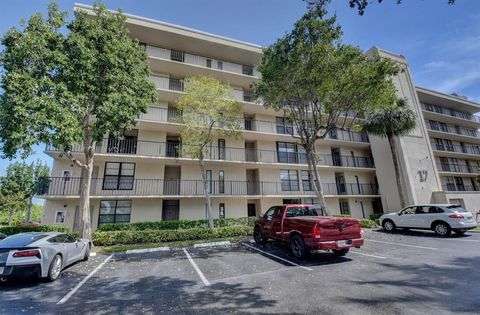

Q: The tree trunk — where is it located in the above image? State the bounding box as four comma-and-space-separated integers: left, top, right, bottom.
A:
79, 152, 93, 239
8, 208, 13, 226
25, 195, 33, 223
306, 147, 329, 216
388, 133, 406, 208
199, 159, 214, 228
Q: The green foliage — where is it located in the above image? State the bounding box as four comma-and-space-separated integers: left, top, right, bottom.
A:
359, 219, 377, 228
333, 214, 352, 218
0, 203, 43, 226
362, 99, 417, 138
0, 225, 69, 236
369, 213, 383, 221
97, 217, 256, 232
0, 3, 157, 159
92, 226, 253, 246
176, 75, 243, 160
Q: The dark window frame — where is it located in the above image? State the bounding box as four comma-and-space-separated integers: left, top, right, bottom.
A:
98, 200, 132, 225
102, 162, 135, 190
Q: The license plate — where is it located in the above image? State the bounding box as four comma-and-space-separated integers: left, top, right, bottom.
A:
0, 267, 4, 275
336, 240, 352, 247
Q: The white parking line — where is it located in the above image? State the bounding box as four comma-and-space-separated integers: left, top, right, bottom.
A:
349, 250, 387, 260
242, 243, 313, 271
57, 254, 113, 305
366, 239, 438, 250
182, 248, 211, 287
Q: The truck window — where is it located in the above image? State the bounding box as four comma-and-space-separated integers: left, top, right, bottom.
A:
286, 207, 319, 217
264, 207, 282, 220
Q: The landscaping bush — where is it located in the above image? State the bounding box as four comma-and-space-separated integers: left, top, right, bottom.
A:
92, 225, 253, 246
369, 213, 383, 221
97, 217, 256, 232
359, 219, 377, 228
0, 225, 70, 236
333, 214, 352, 218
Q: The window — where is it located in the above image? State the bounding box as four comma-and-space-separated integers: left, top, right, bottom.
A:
424, 103, 434, 112
54, 211, 66, 224
170, 49, 185, 62
219, 170, 225, 194
283, 198, 301, 204
445, 177, 456, 191
455, 177, 465, 191
280, 170, 299, 191
62, 170, 71, 181
218, 139, 226, 160
434, 138, 444, 151
103, 162, 135, 190
415, 206, 429, 214
439, 122, 449, 133
219, 203, 225, 218
206, 170, 212, 193
301, 171, 312, 191
277, 142, 298, 164
286, 206, 319, 217
428, 206, 444, 214
263, 206, 282, 220
339, 200, 350, 215
206, 58, 212, 68
401, 206, 416, 215
429, 120, 439, 131
445, 139, 455, 152
242, 64, 253, 76
275, 117, 293, 135
98, 200, 132, 224
217, 61, 223, 70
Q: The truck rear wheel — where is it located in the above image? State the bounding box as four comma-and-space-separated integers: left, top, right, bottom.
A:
253, 226, 268, 245
291, 235, 308, 259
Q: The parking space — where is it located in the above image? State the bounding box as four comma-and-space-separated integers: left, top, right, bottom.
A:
1, 230, 479, 314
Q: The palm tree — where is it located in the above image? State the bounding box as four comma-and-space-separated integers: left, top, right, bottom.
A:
362, 99, 416, 208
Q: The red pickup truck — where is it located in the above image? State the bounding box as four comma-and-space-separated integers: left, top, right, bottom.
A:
254, 204, 364, 258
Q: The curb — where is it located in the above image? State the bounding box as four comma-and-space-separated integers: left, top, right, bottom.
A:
125, 247, 170, 254
193, 241, 231, 248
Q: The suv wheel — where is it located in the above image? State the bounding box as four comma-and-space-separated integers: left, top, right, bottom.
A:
253, 226, 268, 245
291, 235, 308, 259
83, 244, 91, 261
433, 222, 451, 237
382, 219, 396, 232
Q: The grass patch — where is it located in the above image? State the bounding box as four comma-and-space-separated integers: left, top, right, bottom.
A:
92, 235, 250, 254
470, 227, 480, 233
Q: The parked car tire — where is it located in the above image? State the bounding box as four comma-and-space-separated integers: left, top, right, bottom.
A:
83, 244, 91, 261
433, 221, 451, 237
253, 226, 268, 245
332, 248, 349, 257
47, 254, 63, 282
382, 219, 396, 232
291, 235, 308, 259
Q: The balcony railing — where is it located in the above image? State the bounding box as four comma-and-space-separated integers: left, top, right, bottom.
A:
37, 177, 379, 197
146, 45, 260, 78
437, 163, 479, 174
442, 184, 480, 192
46, 139, 375, 168
431, 142, 480, 155
425, 121, 479, 138
421, 103, 480, 124
138, 107, 370, 143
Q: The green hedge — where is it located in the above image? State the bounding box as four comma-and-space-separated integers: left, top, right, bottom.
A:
359, 219, 377, 228
0, 225, 70, 236
96, 217, 257, 232
92, 226, 253, 246
369, 213, 383, 221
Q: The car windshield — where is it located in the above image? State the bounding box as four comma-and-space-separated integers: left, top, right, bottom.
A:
286, 207, 319, 217
0, 233, 49, 248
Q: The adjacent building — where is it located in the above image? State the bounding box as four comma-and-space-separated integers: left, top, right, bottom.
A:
40, 4, 480, 231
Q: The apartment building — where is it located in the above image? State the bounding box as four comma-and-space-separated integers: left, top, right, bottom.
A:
40, 5, 480, 231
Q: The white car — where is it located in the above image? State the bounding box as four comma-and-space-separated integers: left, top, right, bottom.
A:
380, 204, 478, 237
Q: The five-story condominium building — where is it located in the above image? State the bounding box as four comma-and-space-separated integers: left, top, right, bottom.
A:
40, 4, 480, 231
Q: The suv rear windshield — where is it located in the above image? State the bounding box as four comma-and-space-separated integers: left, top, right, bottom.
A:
286, 207, 319, 217
0, 233, 48, 248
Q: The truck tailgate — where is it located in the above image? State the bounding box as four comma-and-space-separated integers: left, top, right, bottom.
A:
318, 218, 362, 241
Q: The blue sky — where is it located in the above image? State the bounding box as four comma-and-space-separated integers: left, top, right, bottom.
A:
0, 0, 479, 177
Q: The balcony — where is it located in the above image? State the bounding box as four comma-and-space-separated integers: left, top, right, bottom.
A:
431, 142, 480, 156
138, 107, 370, 143
437, 163, 479, 174
421, 103, 480, 124
46, 139, 375, 168
442, 184, 480, 192
37, 177, 379, 197
425, 120, 479, 139
146, 45, 260, 78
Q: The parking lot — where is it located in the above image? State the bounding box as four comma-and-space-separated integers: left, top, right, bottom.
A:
1, 229, 479, 315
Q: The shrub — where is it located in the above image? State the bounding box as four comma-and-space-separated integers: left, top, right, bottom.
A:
97, 217, 256, 232
333, 214, 352, 218
369, 213, 383, 221
359, 219, 377, 229
0, 225, 70, 236
92, 225, 253, 246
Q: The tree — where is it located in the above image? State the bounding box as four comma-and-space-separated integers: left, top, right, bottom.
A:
0, 192, 27, 226
361, 99, 416, 208
306, 0, 456, 15
176, 76, 242, 228
0, 3, 157, 238
255, 4, 398, 215
0, 161, 49, 225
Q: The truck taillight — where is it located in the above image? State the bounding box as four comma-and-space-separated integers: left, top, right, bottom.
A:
13, 249, 41, 259
449, 213, 464, 219
314, 224, 321, 239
